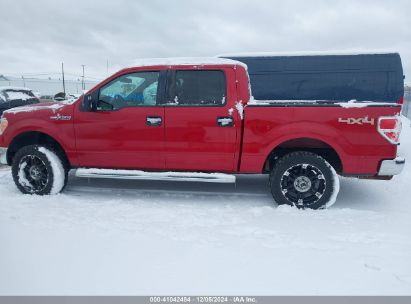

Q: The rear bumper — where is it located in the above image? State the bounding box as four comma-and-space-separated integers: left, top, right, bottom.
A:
377, 157, 405, 176
0, 147, 7, 165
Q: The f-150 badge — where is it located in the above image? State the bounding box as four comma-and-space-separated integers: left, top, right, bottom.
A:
338, 117, 375, 125
49, 114, 72, 121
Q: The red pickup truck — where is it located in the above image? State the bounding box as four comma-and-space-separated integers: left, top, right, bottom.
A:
0, 57, 405, 209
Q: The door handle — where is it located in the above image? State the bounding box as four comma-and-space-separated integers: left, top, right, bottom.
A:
146, 116, 162, 126
217, 117, 233, 127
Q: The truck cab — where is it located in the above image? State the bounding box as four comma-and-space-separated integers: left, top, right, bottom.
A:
75, 60, 247, 172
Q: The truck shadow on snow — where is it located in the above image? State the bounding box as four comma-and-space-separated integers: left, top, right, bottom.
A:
66, 172, 274, 208
65, 172, 387, 211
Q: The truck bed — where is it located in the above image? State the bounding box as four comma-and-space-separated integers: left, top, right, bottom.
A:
240, 103, 402, 175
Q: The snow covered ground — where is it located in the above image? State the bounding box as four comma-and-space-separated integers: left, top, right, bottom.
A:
0, 118, 410, 296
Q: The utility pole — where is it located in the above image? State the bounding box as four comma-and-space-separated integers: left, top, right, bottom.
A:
61, 62, 66, 95
106, 59, 109, 76
81, 64, 85, 91
21, 76, 25, 87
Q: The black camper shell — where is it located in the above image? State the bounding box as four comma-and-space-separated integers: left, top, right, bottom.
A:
223, 53, 404, 103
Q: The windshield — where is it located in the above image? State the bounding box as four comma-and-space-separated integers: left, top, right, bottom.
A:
0, 92, 5, 103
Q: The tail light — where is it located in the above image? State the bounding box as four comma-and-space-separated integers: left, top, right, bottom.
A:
378, 116, 402, 144
398, 96, 404, 105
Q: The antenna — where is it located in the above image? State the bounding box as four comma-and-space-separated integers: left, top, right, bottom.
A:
61, 62, 66, 94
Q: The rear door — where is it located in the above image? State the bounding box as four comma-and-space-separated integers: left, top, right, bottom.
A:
164, 67, 240, 172
74, 70, 166, 170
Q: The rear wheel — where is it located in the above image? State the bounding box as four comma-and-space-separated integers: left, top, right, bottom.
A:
12, 145, 68, 195
270, 151, 340, 209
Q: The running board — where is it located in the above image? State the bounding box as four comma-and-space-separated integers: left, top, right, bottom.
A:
75, 168, 236, 183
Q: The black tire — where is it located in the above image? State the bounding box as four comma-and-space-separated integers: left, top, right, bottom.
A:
269, 151, 340, 209
12, 145, 68, 195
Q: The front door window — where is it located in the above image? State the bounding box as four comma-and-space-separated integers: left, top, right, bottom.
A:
99, 72, 160, 110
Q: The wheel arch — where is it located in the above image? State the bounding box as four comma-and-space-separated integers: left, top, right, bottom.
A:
6, 131, 70, 168
262, 137, 343, 174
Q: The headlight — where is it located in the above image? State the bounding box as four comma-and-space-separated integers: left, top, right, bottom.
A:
0, 117, 8, 135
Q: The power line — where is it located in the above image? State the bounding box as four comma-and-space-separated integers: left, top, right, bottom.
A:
4, 71, 103, 80
81, 65, 85, 91
2, 74, 102, 81
0, 79, 98, 84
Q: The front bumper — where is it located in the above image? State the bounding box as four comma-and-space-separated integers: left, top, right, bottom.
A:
0, 147, 7, 165
378, 157, 405, 176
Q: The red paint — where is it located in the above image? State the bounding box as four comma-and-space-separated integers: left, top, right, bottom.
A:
163, 66, 241, 172
241, 106, 399, 174
0, 63, 402, 177
74, 106, 166, 169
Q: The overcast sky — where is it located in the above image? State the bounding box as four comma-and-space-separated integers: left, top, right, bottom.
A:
1, 0, 410, 83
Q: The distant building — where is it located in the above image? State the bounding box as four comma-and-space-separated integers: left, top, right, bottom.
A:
0, 76, 99, 96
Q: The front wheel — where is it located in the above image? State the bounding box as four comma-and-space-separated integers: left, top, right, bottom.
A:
270, 151, 340, 209
12, 145, 68, 195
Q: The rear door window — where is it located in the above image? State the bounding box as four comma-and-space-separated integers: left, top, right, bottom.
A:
170, 70, 226, 106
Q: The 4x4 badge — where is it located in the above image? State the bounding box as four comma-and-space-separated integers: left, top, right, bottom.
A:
338, 117, 374, 125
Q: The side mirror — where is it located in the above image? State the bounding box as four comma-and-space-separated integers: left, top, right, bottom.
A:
90, 96, 98, 111
83, 94, 97, 111
81, 90, 99, 112
82, 93, 115, 112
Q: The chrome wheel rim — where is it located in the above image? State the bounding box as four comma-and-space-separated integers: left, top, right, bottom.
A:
280, 163, 326, 207
19, 155, 48, 193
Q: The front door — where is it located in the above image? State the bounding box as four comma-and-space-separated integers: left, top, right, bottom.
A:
164, 68, 240, 172
74, 70, 166, 170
